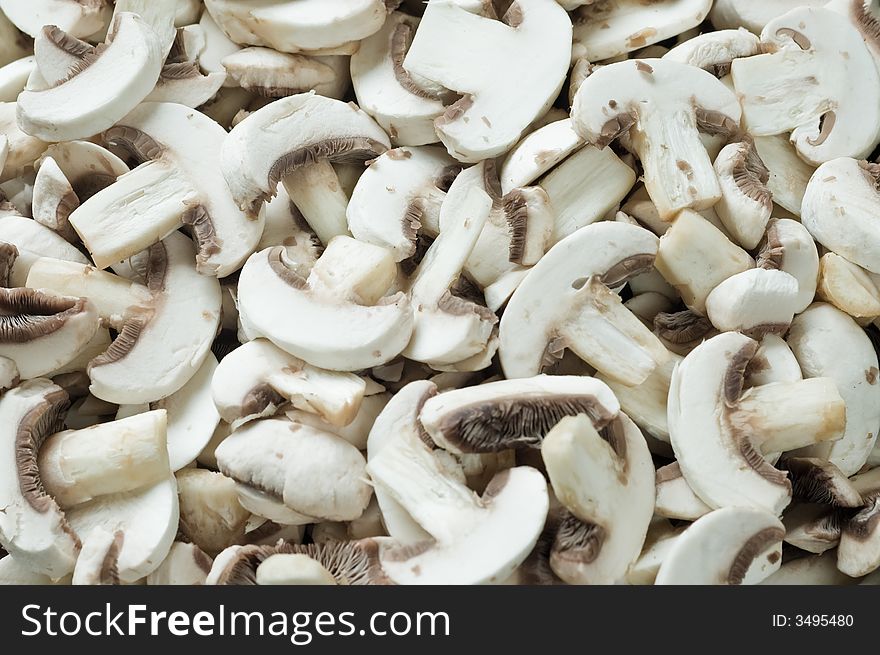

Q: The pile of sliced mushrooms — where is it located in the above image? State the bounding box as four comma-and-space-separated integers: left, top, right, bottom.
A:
1, 0, 880, 587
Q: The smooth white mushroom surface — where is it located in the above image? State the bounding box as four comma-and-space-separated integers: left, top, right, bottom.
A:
1, 0, 880, 588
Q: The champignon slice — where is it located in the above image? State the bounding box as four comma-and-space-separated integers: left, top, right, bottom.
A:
762, 550, 857, 586
419, 374, 619, 454
746, 334, 803, 387
366, 423, 548, 584
704, 268, 801, 337
571, 59, 741, 220
0, 101, 48, 183
669, 331, 846, 514
0, 214, 89, 287
146, 56, 227, 109
801, 158, 880, 274
663, 28, 761, 77
176, 468, 250, 556
571, 0, 712, 63
38, 140, 129, 202
711, 140, 772, 249
0, 379, 79, 579
146, 541, 212, 585
216, 417, 372, 524
402, 0, 572, 162
780, 457, 863, 508
71, 527, 123, 586
731, 7, 880, 164
17, 13, 165, 142
817, 252, 880, 320
499, 119, 584, 195
839, 468, 880, 576
655, 462, 712, 521
756, 218, 820, 314
710, 0, 826, 33
254, 553, 336, 585
542, 412, 654, 584
0, 0, 111, 38
221, 47, 347, 99
787, 303, 880, 475
88, 231, 221, 404
0, 553, 71, 585
655, 506, 784, 585
500, 221, 667, 384
0, 56, 35, 103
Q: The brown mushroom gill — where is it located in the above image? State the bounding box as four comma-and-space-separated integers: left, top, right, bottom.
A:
727, 526, 784, 585
757, 221, 785, 270
731, 141, 772, 207
503, 189, 532, 264
0, 242, 18, 288
390, 22, 444, 101
551, 509, 606, 567
654, 310, 713, 345
845, 495, 880, 542
99, 531, 124, 585
0, 288, 87, 343
781, 458, 862, 507
851, 0, 880, 48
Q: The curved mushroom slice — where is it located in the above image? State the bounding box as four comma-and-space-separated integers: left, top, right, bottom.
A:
403, 0, 572, 162
712, 140, 772, 249
204, 0, 387, 52
420, 375, 619, 455
32, 25, 92, 88
88, 232, 221, 404
782, 504, 843, 553
731, 7, 880, 164
146, 541, 212, 585
64, 476, 178, 582
704, 268, 801, 337
499, 119, 584, 195
216, 417, 372, 524
146, 58, 226, 109
351, 11, 446, 147
0, 101, 48, 184
31, 158, 82, 243
626, 519, 685, 585
0, 554, 71, 585
780, 457, 863, 508
655, 462, 711, 521
801, 158, 880, 274
0, 0, 111, 39
839, 469, 880, 576
17, 13, 165, 142
746, 335, 803, 387
500, 222, 667, 383
710, 0, 826, 33
110, 0, 178, 54
663, 28, 761, 77
655, 506, 784, 585
72, 527, 123, 585
347, 146, 457, 261
255, 553, 336, 585
0, 288, 99, 380
198, 7, 241, 81
762, 550, 857, 586
0, 56, 35, 103
787, 303, 880, 475
176, 468, 250, 556
367, 424, 548, 584
817, 252, 880, 321
0, 380, 79, 579
542, 412, 654, 585
572, 59, 741, 220
756, 218, 820, 314
221, 47, 347, 99
212, 338, 366, 427
571, 0, 712, 63
751, 136, 815, 218
38, 140, 129, 201
0, 215, 90, 287
71, 102, 262, 277
669, 331, 846, 514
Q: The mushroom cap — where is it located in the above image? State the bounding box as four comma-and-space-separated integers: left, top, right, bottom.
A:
663, 28, 761, 76
704, 267, 800, 337
816, 252, 880, 319
756, 218, 819, 313
711, 140, 772, 249
499, 119, 584, 194
655, 506, 784, 584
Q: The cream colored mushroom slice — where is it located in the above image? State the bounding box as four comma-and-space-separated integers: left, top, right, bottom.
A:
731, 7, 880, 164
499, 119, 584, 195
17, 13, 165, 142
31, 25, 92, 88
710, 0, 826, 33
176, 468, 250, 556
705, 268, 801, 337
0, 0, 111, 38
146, 57, 227, 109
0, 554, 71, 584
762, 550, 857, 585
211, 338, 366, 428
146, 541, 212, 585
787, 303, 880, 475
542, 412, 654, 584
403, 0, 571, 162
500, 222, 667, 383
367, 420, 548, 584
817, 252, 880, 320
782, 502, 842, 553
39, 139, 129, 200
198, 7, 241, 81
801, 158, 880, 274
746, 334, 803, 388
0, 216, 91, 287
255, 553, 336, 585
285, 389, 389, 452
782, 457, 863, 508
216, 417, 372, 524
31, 159, 84, 243
257, 187, 322, 268
88, 232, 221, 404
347, 146, 457, 261
221, 47, 347, 99
626, 519, 685, 585
655, 506, 784, 585
0, 56, 34, 102
203, 0, 387, 52
756, 218, 820, 314
655, 462, 711, 521
71, 527, 123, 585
669, 331, 846, 515
572, 59, 741, 220
663, 28, 760, 77
238, 237, 412, 371
839, 468, 880, 577
654, 209, 754, 315
351, 11, 446, 147
111, 0, 178, 53
752, 135, 815, 217
711, 141, 772, 250
0, 380, 80, 578
571, 0, 712, 63
0, 102, 48, 183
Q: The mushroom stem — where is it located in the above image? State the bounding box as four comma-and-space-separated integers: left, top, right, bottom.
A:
735, 378, 845, 454
282, 159, 351, 246
38, 409, 170, 508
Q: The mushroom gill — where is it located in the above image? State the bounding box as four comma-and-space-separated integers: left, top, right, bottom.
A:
0, 288, 88, 343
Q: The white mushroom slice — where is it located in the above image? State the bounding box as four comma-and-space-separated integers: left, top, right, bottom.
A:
746, 335, 803, 387
221, 47, 346, 99
0, 102, 48, 183
801, 158, 880, 274
731, 7, 880, 164
499, 119, 584, 194
709, 0, 826, 33
782, 504, 842, 554
421, 374, 619, 454
31, 158, 80, 242
0, 215, 89, 287
38, 140, 129, 199
817, 252, 880, 320
285, 391, 389, 452
0, 56, 34, 102
787, 303, 880, 475
756, 218, 820, 314
146, 59, 226, 109
32, 25, 90, 88
146, 541, 212, 585
0, 0, 111, 39
752, 135, 815, 217
203, 0, 387, 52
655, 462, 711, 521
72, 527, 123, 585
17, 13, 165, 142
0, 288, 99, 380
705, 268, 800, 337
572, 59, 740, 220
238, 237, 412, 371
663, 28, 760, 76
212, 338, 366, 428
347, 146, 456, 261
571, 0, 712, 63
257, 187, 322, 268
655, 209, 754, 314
542, 412, 654, 584
39, 409, 168, 508
403, 0, 572, 162
216, 418, 372, 523
782, 457, 863, 508
0, 380, 80, 579
655, 506, 784, 585
64, 476, 178, 582
712, 141, 772, 249
762, 551, 857, 586
501, 221, 666, 383
198, 7, 241, 80
0, 554, 70, 584
176, 468, 250, 555
256, 553, 336, 585
281, 159, 352, 246
367, 422, 548, 584
626, 519, 684, 585
110, 0, 178, 53
88, 232, 221, 404
50, 329, 111, 377
669, 331, 846, 514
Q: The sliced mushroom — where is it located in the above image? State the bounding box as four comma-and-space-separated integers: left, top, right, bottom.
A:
0, 56, 35, 103
762, 550, 857, 585
146, 541, 212, 585
839, 468, 880, 576
0, 0, 111, 39
781, 457, 863, 508
0, 214, 90, 287
71, 527, 123, 585
0, 101, 48, 183
255, 553, 336, 585
752, 135, 815, 217
663, 28, 761, 77
704, 268, 801, 337
221, 47, 347, 99
782, 503, 843, 553
712, 140, 772, 249
756, 218, 820, 314
655, 462, 712, 521
176, 468, 251, 556
710, 0, 826, 33
498, 119, 584, 195
817, 252, 880, 320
